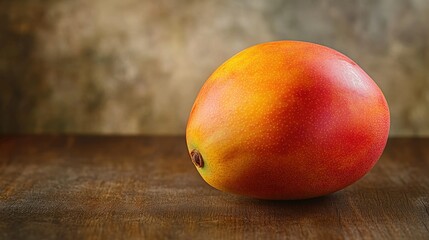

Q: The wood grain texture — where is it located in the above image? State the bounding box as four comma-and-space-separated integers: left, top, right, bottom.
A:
0, 136, 428, 240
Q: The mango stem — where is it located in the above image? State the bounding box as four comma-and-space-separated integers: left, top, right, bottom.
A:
190, 149, 204, 168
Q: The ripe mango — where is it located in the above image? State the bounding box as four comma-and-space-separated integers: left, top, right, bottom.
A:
186, 41, 390, 200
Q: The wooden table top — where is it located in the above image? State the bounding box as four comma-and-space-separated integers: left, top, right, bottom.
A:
0, 136, 428, 239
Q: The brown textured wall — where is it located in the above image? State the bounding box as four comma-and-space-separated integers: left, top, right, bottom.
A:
1, 0, 428, 135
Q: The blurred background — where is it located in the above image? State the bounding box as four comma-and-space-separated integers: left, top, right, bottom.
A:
0, 0, 428, 136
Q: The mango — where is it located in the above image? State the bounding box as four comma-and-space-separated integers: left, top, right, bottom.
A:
186, 41, 390, 200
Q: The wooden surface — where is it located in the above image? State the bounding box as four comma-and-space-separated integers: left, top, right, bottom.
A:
0, 136, 428, 240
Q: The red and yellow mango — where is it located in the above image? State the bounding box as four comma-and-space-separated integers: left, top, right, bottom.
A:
186, 41, 390, 200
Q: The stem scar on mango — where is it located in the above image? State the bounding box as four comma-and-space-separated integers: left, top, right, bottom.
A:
190, 150, 204, 168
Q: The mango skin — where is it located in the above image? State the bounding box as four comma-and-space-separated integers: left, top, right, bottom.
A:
186, 41, 390, 200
